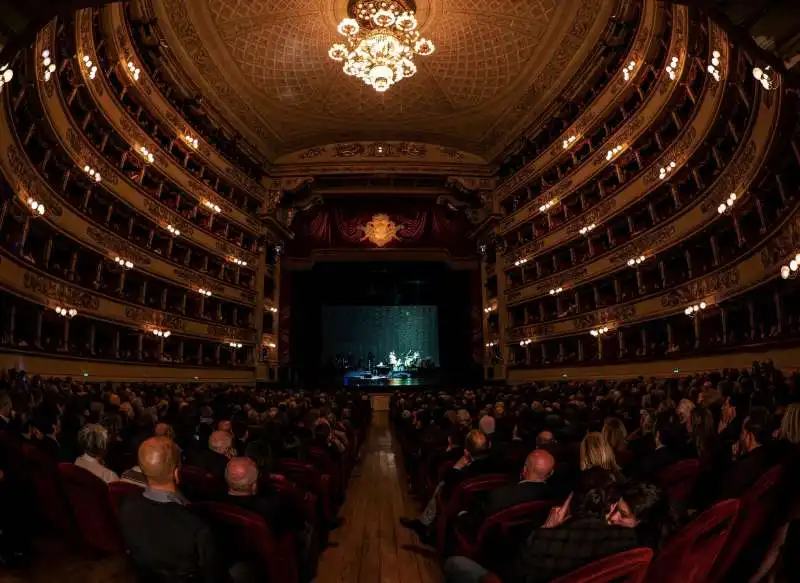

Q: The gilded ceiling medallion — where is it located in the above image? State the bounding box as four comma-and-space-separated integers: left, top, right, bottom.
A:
359, 213, 403, 247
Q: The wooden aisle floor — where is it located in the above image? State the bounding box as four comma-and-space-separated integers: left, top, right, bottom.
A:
314, 411, 444, 583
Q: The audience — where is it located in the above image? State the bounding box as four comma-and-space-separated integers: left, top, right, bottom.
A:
74, 423, 120, 483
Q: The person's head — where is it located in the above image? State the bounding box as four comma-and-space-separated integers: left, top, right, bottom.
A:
780, 403, 800, 445
740, 406, 771, 452
601, 417, 628, 452
607, 482, 663, 528
232, 417, 250, 442
0, 391, 12, 417
690, 407, 715, 457
676, 399, 695, 427
225, 457, 259, 496
218, 419, 232, 433
569, 467, 619, 518
580, 432, 619, 472
478, 415, 495, 436
536, 430, 555, 447
456, 409, 471, 428
154, 422, 175, 440
35, 409, 61, 437
209, 430, 234, 455
464, 429, 489, 462
654, 410, 685, 449
522, 449, 555, 482
314, 422, 332, 444
448, 426, 468, 450
78, 423, 110, 461
138, 436, 181, 490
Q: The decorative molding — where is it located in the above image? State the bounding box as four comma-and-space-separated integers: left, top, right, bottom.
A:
572, 304, 636, 330
206, 325, 256, 342
86, 226, 152, 265
214, 240, 256, 265
700, 140, 758, 213
660, 268, 740, 308
564, 199, 617, 236
124, 306, 187, 331
172, 268, 226, 294
22, 272, 100, 309
507, 323, 553, 342
641, 126, 699, 187
608, 224, 677, 265
534, 267, 589, 294
760, 211, 800, 270
64, 129, 119, 186
142, 198, 195, 236
6, 146, 63, 217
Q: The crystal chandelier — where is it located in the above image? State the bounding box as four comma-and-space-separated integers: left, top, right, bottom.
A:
328, 0, 435, 93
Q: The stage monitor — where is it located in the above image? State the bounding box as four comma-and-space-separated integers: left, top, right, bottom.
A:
321, 305, 439, 368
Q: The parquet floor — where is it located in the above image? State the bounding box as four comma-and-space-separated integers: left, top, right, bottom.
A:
0, 411, 442, 583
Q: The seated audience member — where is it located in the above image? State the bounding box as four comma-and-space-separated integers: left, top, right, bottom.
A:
74, 423, 120, 483
34, 409, 63, 460
676, 399, 695, 430
688, 406, 717, 459
478, 415, 495, 437
444, 468, 637, 583
231, 416, 250, 456
400, 430, 503, 542
601, 417, 629, 464
579, 432, 620, 473
717, 406, 777, 500
122, 423, 176, 487
187, 430, 234, 479
635, 410, 685, 478
0, 391, 12, 430
535, 430, 557, 451
607, 481, 675, 550
118, 437, 230, 583
456, 449, 555, 540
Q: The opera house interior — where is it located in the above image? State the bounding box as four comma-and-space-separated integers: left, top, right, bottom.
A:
0, 0, 799, 582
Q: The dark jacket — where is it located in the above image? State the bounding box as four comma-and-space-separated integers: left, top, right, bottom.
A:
118, 492, 229, 583
718, 445, 777, 500
187, 449, 230, 480
502, 516, 639, 583
225, 492, 305, 537
441, 455, 508, 501
635, 446, 680, 480
456, 480, 552, 540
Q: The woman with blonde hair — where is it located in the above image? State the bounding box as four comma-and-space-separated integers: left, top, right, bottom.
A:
602, 418, 629, 453
779, 403, 800, 445
580, 432, 620, 472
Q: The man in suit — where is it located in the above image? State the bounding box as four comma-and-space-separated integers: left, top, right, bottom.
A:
635, 410, 685, 479
718, 406, 777, 500
444, 468, 638, 583
118, 436, 230, 583
187, 430, 233, 480
455, 449, 555, 540
34, 409, 63, 461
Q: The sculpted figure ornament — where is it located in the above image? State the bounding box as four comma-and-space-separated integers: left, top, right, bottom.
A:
359, 214, 403, 247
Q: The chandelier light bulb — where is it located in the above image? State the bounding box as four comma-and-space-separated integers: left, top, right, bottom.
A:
699, 302, 707, 310
791, 260, 798, 272
781, 265, 791, 279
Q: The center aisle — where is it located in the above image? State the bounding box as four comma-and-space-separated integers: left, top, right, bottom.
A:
314, 411, 444, 583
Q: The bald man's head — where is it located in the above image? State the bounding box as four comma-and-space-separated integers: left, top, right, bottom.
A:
225, 457, 258, 495
465, 429, 489, 460
138, 437, 180, 487
209, 430, 233, 455
523, 449, 555, 482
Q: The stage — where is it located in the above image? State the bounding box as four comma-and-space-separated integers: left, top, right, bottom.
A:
342, 368, 435, 388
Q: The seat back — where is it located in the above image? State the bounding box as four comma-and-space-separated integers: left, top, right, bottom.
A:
476, 499, 556, 552
647, 498, 739, 583
180, 465, 226, 501
549, 548, 654, 583
450, 474, 511, 514
109, 481, 145, 516
657, 459, 701, 504
20, 443, 74, 535
262, 473, 318, 526
708, 464, 785, 582
191, 501, 298, 583
57, 463, 123, 553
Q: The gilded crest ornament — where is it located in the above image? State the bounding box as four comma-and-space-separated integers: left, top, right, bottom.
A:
359, 213, 403, 247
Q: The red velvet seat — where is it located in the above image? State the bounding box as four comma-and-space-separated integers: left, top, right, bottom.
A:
435, 473, 511, 554
308, 446, 344, 503
262, 473, 318, 529
278, 459, 334, 522
707, 464, 785, 583
20, 443, 74, 536
180, 464, 226, 501
109, 481, 145, 516
483, 548, 654, 583
191, 501, 298, 583
647, 498, 739, 583
455, 499, 555, 560
57, 463, 124, 553
657, 459, 701, 505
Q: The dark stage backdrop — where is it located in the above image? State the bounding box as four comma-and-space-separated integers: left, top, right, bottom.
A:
321, 306, 439, 367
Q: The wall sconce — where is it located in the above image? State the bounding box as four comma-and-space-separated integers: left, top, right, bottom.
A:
539, 198, 558, 213
752, 66, 775, 90
266, 342, 276, 348
228, 341, 242, 348
81, 55, 98, 79
685, 302, 707, 317
228, 256, 247, 267
55, 306, 77, 318
137, 145, 155, 163
659, 161, 676, 180
716, 192, 737, 214
779, 253, 800, 280
485, 340, 498, 348
562, 135, 578, 150
622, 60, 636, 81
519, 338, 533, 346
590, 326, 610, 337
126, 60, 141, 81
182, 133, 199, 149
513, 257, 529, 267
268, 306, 278, 313
707, 50, 721, 82
197, 288, 212, 297
484, 305, 497, 314
152, 328, 171, 338
27, 196, 46, 216
579, 223, 596, 236
606, 144, 625, 161
549, 287, 563, 295
114, 256, 134, 269
665, 56, 680, 81
0, 63, 13, 93
166, 224, 181, 237
83, 164, 102, 182
203, 200, 221, 213
627, 255, 646, 267
41, 50, 56, 82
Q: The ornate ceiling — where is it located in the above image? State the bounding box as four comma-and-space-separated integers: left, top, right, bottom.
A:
151, 0, 616, 163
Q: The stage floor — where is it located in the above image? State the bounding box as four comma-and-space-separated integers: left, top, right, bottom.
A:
342, 369, 432, 388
